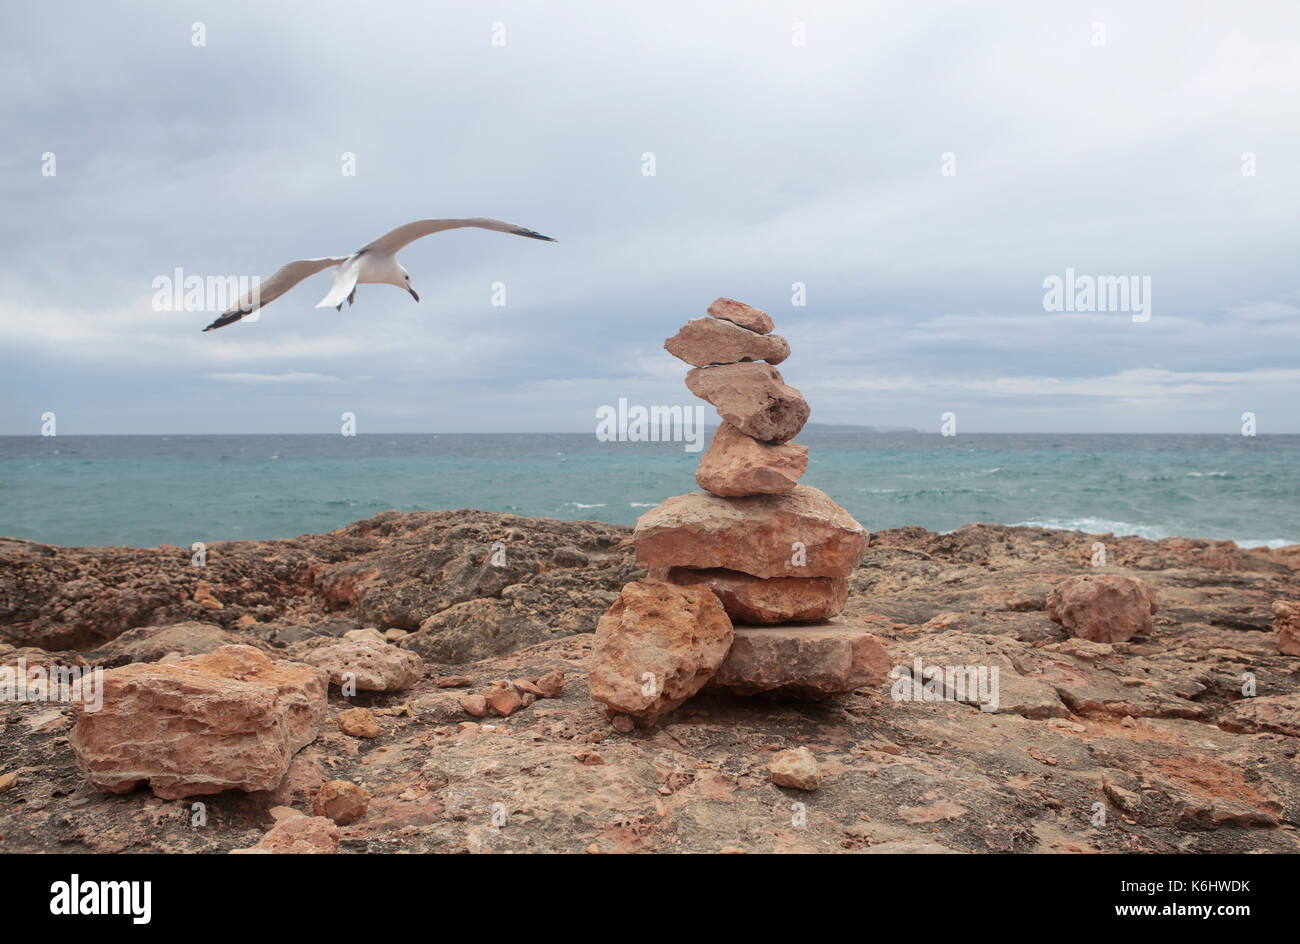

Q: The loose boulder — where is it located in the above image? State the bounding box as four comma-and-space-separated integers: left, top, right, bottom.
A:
69, 645, 328, 799
304, 639, 422, 692
1046, 574, 1159, 643
587, 579, 733, 724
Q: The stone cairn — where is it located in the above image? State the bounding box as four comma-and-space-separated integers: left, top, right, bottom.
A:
589, 298, 890, 725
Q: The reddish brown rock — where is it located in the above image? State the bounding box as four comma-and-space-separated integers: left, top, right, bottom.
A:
1046, 574, 1159, 643
708, 297, 774, 334
695, 423, 808, 497
313, 779, 370, 825
633, 485, 868, 579
1273, 600, 1300, 655
232, 812, 339, 854
68, 645, 328, 799
336, 706, 380, 738
666, 567, 847, 623
484, 680, 523, 716
304, 639, 423, 692
685, 363, 809, 444
665, 318, 789, 367
705, 620, 891, 697
769, 747, 821, 790
587, 579, 733, 723
535, 670, 565, 698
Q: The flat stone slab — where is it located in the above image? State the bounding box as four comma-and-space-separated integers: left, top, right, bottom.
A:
706, 619, 891, 697
666, 567, 847, 623
665, 317, 789, 367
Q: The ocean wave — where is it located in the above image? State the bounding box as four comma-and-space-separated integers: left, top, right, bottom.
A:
628, 502, 656, 507
569, 502, 607, 509
1011, 517, 1168, 540
1011, 517, 1297, 548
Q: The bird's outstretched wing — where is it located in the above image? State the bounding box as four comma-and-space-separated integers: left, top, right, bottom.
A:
202, 257, 348, 331
315, 256, 364, 310
361, 218, 557, 255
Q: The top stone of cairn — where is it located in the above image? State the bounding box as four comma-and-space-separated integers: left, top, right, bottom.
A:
708, 297, 774, 335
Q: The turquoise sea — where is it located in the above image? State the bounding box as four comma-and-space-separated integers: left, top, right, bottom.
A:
1, 431, 1297, 549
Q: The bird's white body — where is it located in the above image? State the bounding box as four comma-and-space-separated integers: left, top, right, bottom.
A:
202, 217, 555, 331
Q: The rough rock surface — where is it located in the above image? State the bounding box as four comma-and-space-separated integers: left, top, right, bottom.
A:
1047, 574, 1159, 643
685, 363, 810, 443
4, 513, 1300, 854
587, 580, 733, 723
634, 486, 868, 579
232, 812, 340, 854
665, 317, 789, 367
313, 780, 370, 825
1274, 600, 1300, 655
708, 297, 774, 334
695, 423, 808, 497
68, 645, 328, 799
706, 620, 890, 696
666, 568, 846, 623
336, 706, 381, 738
305, 640, 423, 691
0, 509, 635, 652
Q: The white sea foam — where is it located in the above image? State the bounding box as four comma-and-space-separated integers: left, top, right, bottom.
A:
569, 502, 607, 509
1010, 517, 1297, 548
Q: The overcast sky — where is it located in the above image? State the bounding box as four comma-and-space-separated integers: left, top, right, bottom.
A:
2, 0, 1297, 435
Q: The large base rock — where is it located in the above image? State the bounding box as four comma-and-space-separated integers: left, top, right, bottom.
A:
665, 567, 846, 623
69, 645, 328, 799
695, 423, 807, 497
634, 485, 868, 579
587, 579, 733, 724
705, 620, 891, 697
685, 363, 809, 443
1047, 574, 1159, 643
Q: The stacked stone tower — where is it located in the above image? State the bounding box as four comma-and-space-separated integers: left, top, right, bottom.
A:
589, 298, 889, 724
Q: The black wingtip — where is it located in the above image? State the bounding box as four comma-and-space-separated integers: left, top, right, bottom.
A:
523, 229, 557, 242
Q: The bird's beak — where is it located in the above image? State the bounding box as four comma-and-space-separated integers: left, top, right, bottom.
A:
408, 288, 419, 302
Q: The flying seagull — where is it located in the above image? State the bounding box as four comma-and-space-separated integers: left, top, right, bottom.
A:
201, 217, 556, 331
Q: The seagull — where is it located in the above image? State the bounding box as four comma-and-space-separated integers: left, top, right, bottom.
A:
201, 217, 556, 331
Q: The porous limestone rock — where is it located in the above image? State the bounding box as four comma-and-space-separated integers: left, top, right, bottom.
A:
304, 639, 422, 692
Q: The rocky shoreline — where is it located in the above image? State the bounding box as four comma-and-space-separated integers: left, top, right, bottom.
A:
2, 508, 1299, 853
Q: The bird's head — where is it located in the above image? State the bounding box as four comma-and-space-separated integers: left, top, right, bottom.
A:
395, 264, 418, 302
